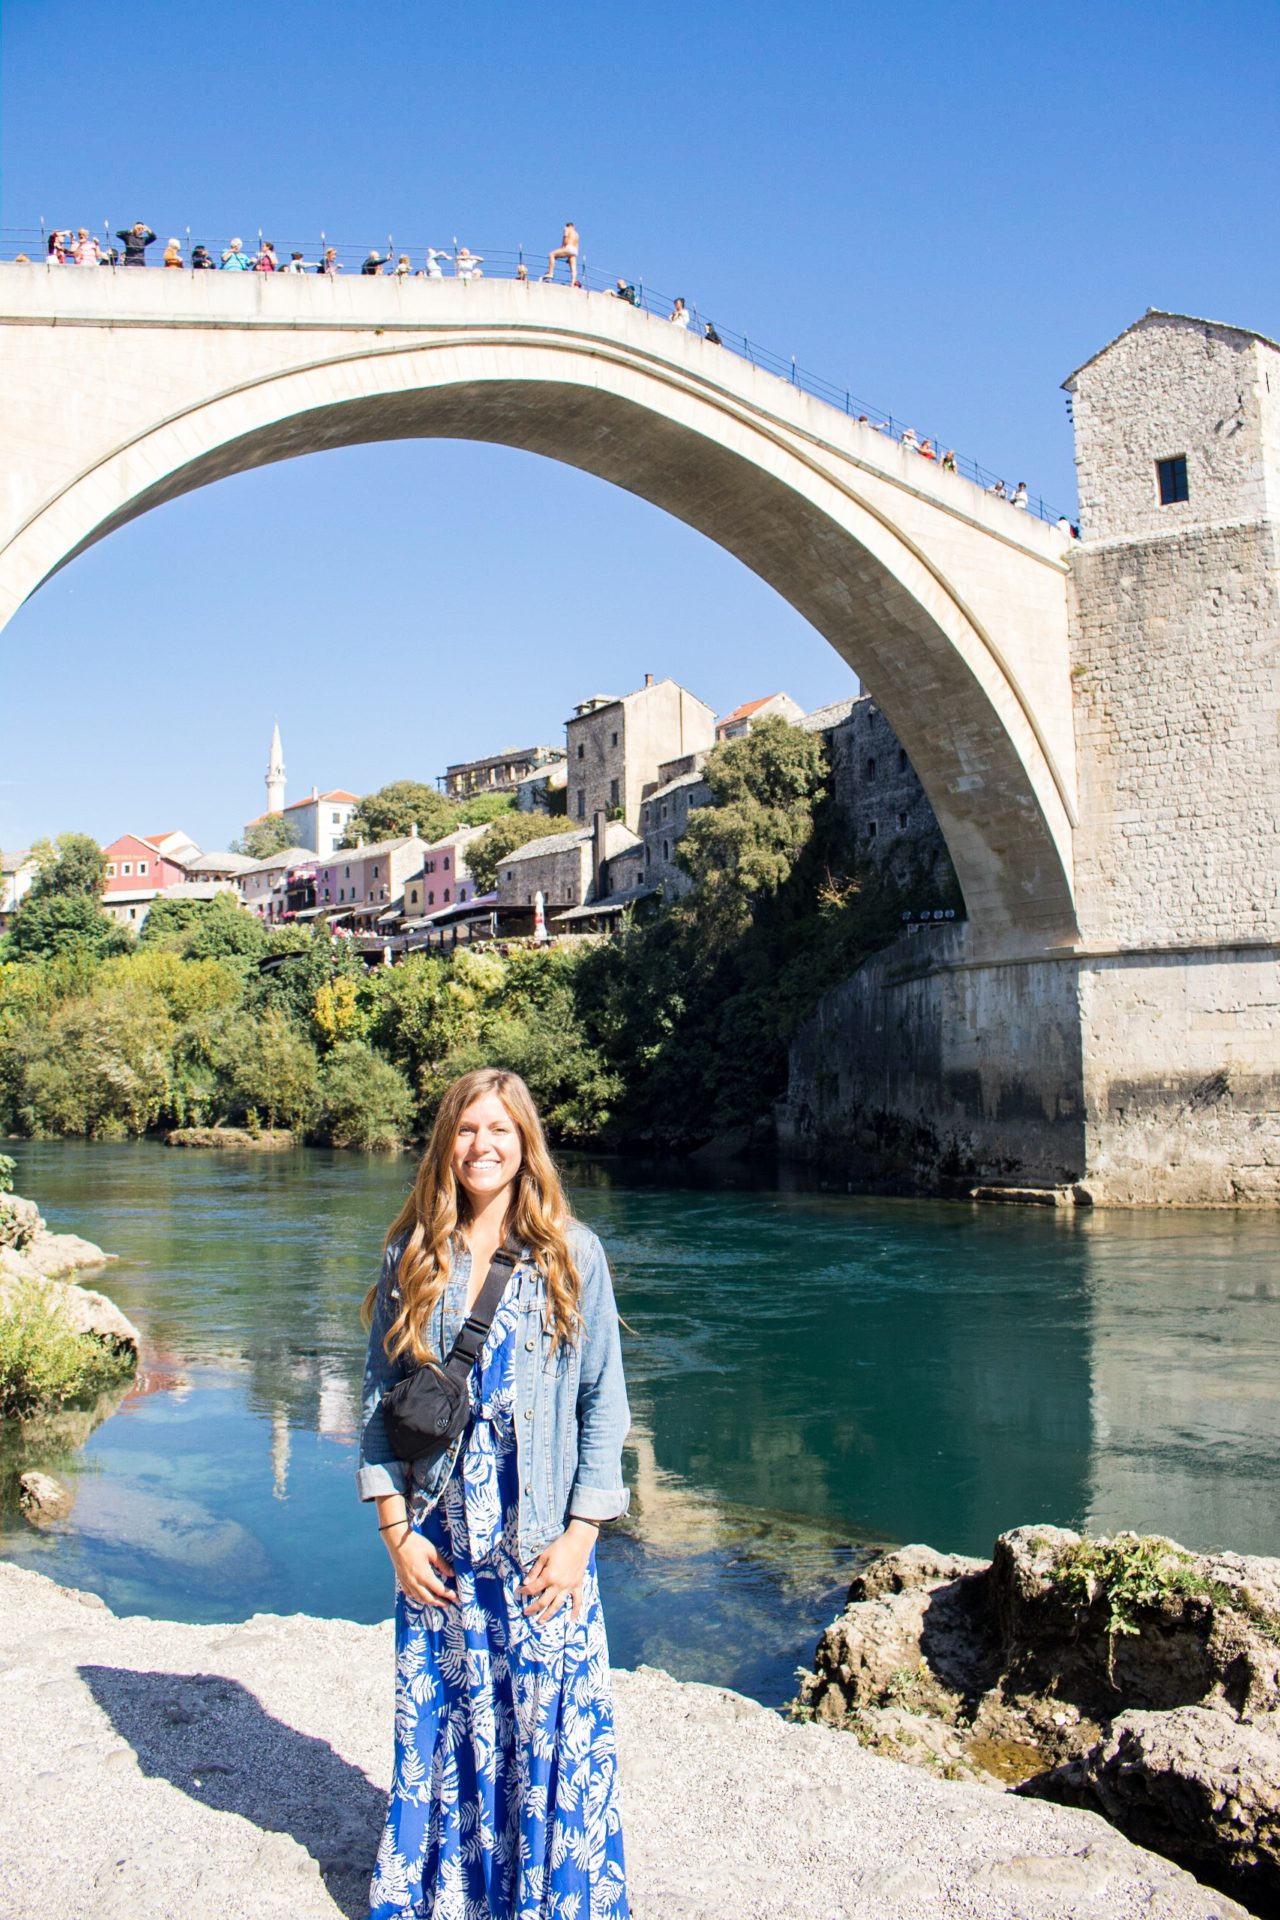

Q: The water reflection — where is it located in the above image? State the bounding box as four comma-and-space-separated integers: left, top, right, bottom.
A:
1, 1141, 1277, 1705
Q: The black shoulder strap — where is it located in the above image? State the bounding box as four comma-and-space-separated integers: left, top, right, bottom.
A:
441, 1242, 520, 1379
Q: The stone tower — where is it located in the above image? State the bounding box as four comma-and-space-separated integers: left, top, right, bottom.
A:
266, 721, 286, 816
1063, 310, 1280, 1200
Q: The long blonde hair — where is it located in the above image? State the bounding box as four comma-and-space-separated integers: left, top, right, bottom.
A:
362, 1067, 582, 1364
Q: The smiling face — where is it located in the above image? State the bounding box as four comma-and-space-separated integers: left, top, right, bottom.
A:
451, 1090, 523, 1210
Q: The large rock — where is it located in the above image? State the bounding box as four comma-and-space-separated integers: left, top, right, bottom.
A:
799, 1527, 1280, 1910
0, 1191, 43, 1250
18, 1469, 75, 1524
0, 1270, 139, 1355
1029, 1706, 1280, 1909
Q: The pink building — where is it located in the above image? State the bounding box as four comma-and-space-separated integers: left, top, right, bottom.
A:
101, 833, 190, 927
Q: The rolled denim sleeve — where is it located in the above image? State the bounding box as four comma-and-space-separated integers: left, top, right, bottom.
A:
569, 1233, 631, 1524
356, 1242, 410, 1503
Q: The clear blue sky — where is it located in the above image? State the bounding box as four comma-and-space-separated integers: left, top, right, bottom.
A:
2, 0, 1276, 853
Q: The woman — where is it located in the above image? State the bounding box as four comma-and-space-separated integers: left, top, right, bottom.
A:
163, 237, 184, 269
359, 1067, 631, 1920
668, 296, 690, 329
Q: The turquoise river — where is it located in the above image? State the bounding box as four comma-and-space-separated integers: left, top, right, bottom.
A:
3, 1141, 1279, 1706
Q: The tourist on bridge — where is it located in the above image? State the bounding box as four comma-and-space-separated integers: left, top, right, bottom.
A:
393, 253, 412, 277
220, 238, 252, 270
359, 1066, 631, 1919
610, 277, 638, 304
282, 251, 307, 274
899, 426, 919, 452
46, 229, 71, 264
669, 295, 691, 329
454, 246, 484, 281
318, 246, 342, 275
71, 228, 100, 267
1011, 481, 1029, 510
988, 477, 1007, 499
254, 241, 279, 272
361, 250, 386, 275
941, 447, 957, 473
163, 238, 183, 269
421, 247, 451, 277
116, 222, 155, 266
191, 244, 215, 270
543, 219, 580, 284
704, 318, 722, 344
918, 437, 937, 461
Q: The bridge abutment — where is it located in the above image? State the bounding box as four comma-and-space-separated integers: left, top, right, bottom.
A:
783, 312, 1280, 1204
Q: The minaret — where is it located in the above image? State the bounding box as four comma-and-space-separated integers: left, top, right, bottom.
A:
266, 721, 286, 815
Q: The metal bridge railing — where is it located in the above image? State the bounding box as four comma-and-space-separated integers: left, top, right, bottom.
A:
1, 224, 1069, 525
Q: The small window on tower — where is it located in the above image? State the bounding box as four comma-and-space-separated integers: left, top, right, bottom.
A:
1156, 455, 1189, 505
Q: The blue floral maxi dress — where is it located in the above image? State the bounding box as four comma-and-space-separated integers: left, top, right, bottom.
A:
368, 1278, 630, 1920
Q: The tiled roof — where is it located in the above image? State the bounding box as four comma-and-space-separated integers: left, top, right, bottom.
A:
644, 769, 710, 806
238, 845, 316, 875
501, 829, 590, 866
319, 834, 422, 863
798, 696, 860, 734
718, 694, 778, 727
284, 789, 360, 810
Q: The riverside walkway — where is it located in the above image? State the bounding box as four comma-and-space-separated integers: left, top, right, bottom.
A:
0, 1562, 1243, 1919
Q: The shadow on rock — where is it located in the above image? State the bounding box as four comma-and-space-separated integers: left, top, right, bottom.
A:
79, 1664, 383, 1918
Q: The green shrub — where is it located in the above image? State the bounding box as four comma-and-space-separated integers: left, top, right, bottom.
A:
0, 1280, 134, 1420
0, 1153, 14, 1194
316, 1041, 414, 1149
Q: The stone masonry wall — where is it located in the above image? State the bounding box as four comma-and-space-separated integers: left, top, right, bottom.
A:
1068, 519, 1280, 951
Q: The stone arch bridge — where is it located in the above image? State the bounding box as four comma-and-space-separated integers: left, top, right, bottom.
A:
1, 276, 1275, 1202
0, 268, 1074, 955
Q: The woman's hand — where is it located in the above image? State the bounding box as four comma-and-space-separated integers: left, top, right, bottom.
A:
376, 1502, 457, 1607
518, 1519, 598, 1623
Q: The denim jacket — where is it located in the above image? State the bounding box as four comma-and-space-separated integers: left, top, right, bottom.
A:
357, 1221, 631, 1559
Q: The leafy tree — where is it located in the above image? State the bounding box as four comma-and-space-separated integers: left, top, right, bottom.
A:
467, 813, 577, 896
341, 781, 457, 848
100, 950, 243, 1023
27, 833, 109, 900
4, 891, 131, 963
179, 893, 277, 964
231, 815, 295, 860
4, 979, 172, 1138
313, 973, 367, 1047
457, 793, 517, 827
210, 1006, 320, 1132
316, 1041, 414, 1148
675, 717, 829, 943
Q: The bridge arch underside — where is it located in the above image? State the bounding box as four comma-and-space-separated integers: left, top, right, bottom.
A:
25, 371, 1076, 950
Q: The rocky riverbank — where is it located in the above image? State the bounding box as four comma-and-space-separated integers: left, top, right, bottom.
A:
0, 1562, 1250, 1920
796, 1527, 1280, 1916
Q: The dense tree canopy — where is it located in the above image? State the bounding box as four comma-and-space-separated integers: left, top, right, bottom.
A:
341, 781, 457, 848
231, 815, 295, 861
27, 833, 109, 901
0, 718, 949, 1152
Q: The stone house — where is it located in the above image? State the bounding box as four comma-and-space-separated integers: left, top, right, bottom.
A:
515, 756, 568, 813
805, 696, 957, 906
497, 817, 642, 933
442, 746, 562, 803
565, 677, 716, 832
638, 752, 714, 900
715, 691, 804, 740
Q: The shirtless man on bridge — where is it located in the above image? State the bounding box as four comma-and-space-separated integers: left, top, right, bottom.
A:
544, 221, 580, 285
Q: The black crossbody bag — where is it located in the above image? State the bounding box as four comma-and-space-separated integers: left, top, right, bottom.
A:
380, 1243, 519, 1464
